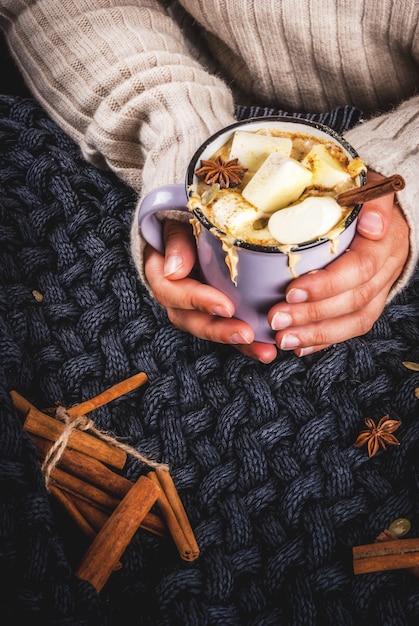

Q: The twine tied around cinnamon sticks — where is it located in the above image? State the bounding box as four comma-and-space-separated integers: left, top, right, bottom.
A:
10, 372, 200, 592
41, 390, 168, 489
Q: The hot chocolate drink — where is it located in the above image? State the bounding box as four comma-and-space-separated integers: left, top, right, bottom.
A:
188, 126, 365, 251
139, 117, 367, 342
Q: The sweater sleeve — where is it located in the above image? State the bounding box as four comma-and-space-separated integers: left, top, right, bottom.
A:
345, 94, 419, 299
0, 0, 236, 196
0, 0, 237, 286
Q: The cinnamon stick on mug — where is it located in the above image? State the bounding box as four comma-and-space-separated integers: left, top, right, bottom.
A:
337, 174, 405, 207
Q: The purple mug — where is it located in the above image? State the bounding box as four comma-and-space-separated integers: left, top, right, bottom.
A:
138, 117, 366, 343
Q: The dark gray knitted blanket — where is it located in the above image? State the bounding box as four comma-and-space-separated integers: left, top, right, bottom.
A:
1, 95, 418, 625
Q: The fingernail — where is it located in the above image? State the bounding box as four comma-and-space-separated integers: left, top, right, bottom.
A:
271, 312, 292, 330
163, 255, 183, 276
358, 211, 384, 236
212, 304, 233, 318
296, 346, 314, 357
230, 331, 252, 345
286, 288, 308, 304
259, 354, 277, 364
280, 334, 301, 350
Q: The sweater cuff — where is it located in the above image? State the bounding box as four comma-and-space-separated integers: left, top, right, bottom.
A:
345, 102, 419, 301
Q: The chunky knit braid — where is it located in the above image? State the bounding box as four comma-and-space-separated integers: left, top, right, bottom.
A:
1, 95, 418, 625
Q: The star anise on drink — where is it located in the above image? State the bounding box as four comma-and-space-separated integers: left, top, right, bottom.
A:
194, 156, 247, 188
354, 415, 401, 458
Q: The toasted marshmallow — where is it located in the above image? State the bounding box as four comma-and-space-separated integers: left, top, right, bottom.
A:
268, 196, 343, 245
208, 189, 263, 238
229, 130, 292, 171
242, 153, 312, 213
301, 144, 351, 188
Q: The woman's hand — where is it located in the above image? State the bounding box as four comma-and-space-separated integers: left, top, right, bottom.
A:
144, 219, 279, 363
268, 171, 409, 356
144, 171, 409, 362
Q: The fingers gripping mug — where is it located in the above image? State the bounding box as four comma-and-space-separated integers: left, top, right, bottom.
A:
138, 117, 366, 343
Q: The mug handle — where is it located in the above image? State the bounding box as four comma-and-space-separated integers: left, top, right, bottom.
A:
138, 183, 189, 254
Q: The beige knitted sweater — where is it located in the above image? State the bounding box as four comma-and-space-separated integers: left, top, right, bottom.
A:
1, 0, 418, 295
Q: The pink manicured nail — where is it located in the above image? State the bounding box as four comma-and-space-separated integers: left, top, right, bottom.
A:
358, 211, 384, 236
271, 312, 292, 330
230, 331, 252, 345
280, 334, 301, 350
297, 346, 315, 357
163, 255, 183, 276
212, 305, 233, 318
286, 288, 308, 304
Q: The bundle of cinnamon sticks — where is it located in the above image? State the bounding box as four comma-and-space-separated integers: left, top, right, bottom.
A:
10, 374, 199, 592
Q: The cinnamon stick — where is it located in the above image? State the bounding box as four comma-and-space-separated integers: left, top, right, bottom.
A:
49, 487, 124, 570
49, 484, 97, 540
75, 475, 160, 592
50, 466, 121, 512
68, 493, 111, 533
16, 402, 126, 469
32, 433, 167, 536
375, 524, 419, 579
66, 371, 148, 418
148, 469, 200, 561
11, 373, 149, 469
337, 174, 405, 207
353, 537, 419, 575
70, 492, 167, 537
31, 434, 132, 499
49, 485, 128, 570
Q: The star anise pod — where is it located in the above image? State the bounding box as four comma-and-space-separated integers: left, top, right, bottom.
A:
194, 156, 247, 188
354, 415, 401, 458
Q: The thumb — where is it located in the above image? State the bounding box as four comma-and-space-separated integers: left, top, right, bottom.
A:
163, 219, 197, 279
356, 172, 394, 241
356, 206, 385, 240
